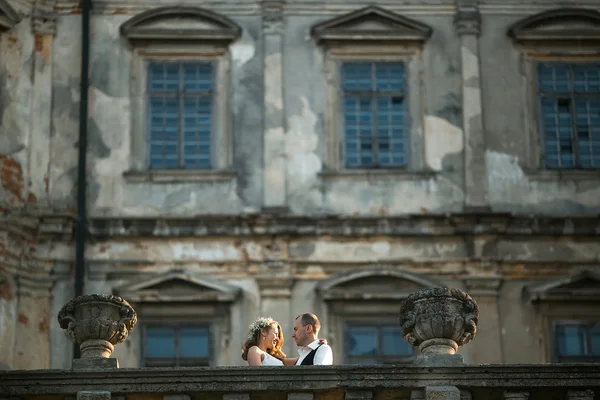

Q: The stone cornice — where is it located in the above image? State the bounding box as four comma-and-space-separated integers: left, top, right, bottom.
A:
1, 365, 600, 395
2, 212, 600, 240
86, 214, 600, 238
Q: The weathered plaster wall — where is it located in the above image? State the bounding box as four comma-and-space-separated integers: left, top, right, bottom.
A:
9, 3, 597, 217
0, 20, 34, 206
480, 15, 600, 215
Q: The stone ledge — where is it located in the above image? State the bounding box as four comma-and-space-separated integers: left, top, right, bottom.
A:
123, 169, 237, 184
524, 169, 600, 182
2, 365, 600, 396
319, 169, 437, 181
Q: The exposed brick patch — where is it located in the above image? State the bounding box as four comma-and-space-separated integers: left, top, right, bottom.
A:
17, 312, 29, 324
0, 156, 23, 201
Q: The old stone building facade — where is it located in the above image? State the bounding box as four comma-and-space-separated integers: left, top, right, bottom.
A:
1, 0, 600, 371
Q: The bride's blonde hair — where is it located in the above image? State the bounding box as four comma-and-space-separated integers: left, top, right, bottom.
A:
241, 317, 286, 361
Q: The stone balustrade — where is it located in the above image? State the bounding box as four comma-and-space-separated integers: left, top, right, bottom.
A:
1, 288, 599, 400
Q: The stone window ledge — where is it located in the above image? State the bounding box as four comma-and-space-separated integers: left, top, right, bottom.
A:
524, 169, 600, 182
319, 169, 437, 181
123, 169, 236, 183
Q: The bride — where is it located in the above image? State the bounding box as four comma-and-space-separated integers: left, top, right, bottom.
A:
242, 317, 288, 366
242, 316, 327, 366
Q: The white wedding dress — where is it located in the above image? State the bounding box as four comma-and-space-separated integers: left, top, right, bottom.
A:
262, 352, 284, 366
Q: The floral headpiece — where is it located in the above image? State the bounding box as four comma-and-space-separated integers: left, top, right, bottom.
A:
246, 316, 275, 340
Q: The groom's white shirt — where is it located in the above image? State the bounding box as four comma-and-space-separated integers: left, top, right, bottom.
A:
295, 339, 333, 365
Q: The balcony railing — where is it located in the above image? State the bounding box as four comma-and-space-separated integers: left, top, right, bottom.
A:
1, 289, 599, 400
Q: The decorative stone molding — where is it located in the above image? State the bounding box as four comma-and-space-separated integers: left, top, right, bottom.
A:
261, 0, 284, 35
464, 276, 502, 297
317, 266, 445, 301
16, 273, 54, 296
113, 272, 241, 303
454, 2, 481, 36
32, 2, 57, 35
399, 288, 479, 355
57, 294, 137, 362
507, 8, 600, 45
120, 6, 242, 42
85, 214, 600, 238
311, 5, 432, 44
524, 268, 600, 302
0, 0, 20, 31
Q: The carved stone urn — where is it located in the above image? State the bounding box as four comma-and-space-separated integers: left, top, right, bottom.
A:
399, 287, 479, 355
58, 294, 137, 360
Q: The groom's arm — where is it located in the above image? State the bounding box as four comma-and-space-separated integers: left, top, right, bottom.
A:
283, 357, 298, 366
314, 345, 333, 365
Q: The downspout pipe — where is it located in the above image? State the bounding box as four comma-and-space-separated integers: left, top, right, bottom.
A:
74, 0, 92, 359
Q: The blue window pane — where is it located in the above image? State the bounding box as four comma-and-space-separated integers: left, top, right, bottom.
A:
557, 325, 585, 356
149, 62, 179, 91
343, 62, 372, 91
147, 61, 214, 168
381, 325, 412, 356
347, 326, 378, 356
539, 63, 600, 169
375, 63, 404, 91
183, 63, 213, 91
146, 327, 176, 358
180, 327, 210, 358
182, 96, 212, 168
538, 64, 570, 92
342, 61, 406, 167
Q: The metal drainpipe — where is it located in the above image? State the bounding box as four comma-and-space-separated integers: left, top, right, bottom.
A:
74, 0, 92, 359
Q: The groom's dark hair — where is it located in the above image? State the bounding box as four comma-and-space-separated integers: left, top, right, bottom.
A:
296, 312, 321, 334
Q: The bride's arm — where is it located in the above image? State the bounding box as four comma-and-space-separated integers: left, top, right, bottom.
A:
283, 357, 298, 366
247, 346, 264, 366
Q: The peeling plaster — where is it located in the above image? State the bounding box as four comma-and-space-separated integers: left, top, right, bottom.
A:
264, 53, 283, 110
424, 115, 463, 171
89, 87, 130, 210
486, 150, 600, 214
230, 31, 256, 68
285, 97, 322, 195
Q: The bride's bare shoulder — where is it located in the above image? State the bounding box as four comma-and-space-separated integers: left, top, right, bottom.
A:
247, 346, 265, 359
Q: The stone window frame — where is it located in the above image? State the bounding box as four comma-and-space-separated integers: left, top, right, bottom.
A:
508, 7, 600, 179
120, 6, 241, 183
113, 271, 241, 367
311, 6, 432, 176
0, 0, 20, 31
525, 268, 600, 363
316, 266, 443, 364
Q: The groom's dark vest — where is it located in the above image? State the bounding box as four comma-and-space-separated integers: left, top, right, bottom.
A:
299, 344, 322, 365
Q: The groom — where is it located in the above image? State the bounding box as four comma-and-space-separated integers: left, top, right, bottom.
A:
292, 312, 333, 365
